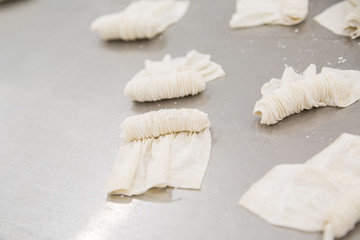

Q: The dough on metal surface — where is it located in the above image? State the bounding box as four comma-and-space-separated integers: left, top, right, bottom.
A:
91, 0, 189, 41
105, 108, 211, 196
124, 50, 225, 102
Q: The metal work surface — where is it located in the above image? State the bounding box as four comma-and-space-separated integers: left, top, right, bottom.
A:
0, 0, 359, 239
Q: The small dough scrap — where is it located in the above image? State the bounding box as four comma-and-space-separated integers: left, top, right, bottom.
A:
124, 50, 226, 102
239, 165, 360, 240
105, 108, 211, 196
230, 0, 308, 28
91, 0, 189, 41
314, 0, 360, 39
253, 64, 360, 125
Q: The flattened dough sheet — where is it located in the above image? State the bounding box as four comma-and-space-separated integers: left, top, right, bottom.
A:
240, 133, 360, 240
315, 0, 360, 39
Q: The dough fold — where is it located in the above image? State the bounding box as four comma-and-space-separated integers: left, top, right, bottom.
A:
306, 133, 360, 177
240, 165, 360, 240
105, 108, 211, 196
91, 0, 189, 41
314, 0, 360, 39
124, 50, 225, 102
253, 64, 360, 125
239, 133, 360, 240
230, 0, 308, 28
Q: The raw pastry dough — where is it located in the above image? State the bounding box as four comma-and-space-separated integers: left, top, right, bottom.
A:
239, 165, 360, 240
240, 133, 360, 240
91, 0, 189, 41
306, 133, 360, 177
230, 0, 308, 28
253, 64, 360, 125
314, 0, 360, 39
124, 50, 226, 102
105, 108, 212, 196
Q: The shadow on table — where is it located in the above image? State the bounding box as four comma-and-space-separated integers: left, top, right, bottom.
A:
0, 0, 29, 8
98, 33, 167, 53
344, 222, 360, 239
130, 92, 211, 114
251, 106, 346, 136
106, 187, 183, 204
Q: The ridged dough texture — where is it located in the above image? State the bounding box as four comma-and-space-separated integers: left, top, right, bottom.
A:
121, 108, 211, 141
254, 64, 360, 125
239, 133, 360, 240
314, 0, 360, 39
124, 50, 226, 102
91, 0, 189, 41
230, 0, 308, 28
105, 108, 212, 196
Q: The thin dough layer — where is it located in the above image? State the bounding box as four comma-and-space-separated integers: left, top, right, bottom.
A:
105, 108, 211, 196
240, 165, 360, 240
306, 133, 360, 177
240, 133, 360, 240
253, 64, 360, 125
230, 0, 308, 28
124, 50, 226, 102
314, 0, 360, 39
91, 0, 189, 41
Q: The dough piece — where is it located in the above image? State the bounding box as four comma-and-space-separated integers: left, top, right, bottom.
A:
230, 0, 308, 28
253, 64, 360, 125
91, 0, 189, 41
104, 108, 211, 196
124, 50, 226, 102
239, 164, 360, 240
314, 0, 360, 39
306, 133, 360, 177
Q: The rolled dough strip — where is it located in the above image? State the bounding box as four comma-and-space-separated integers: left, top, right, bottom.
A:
230, 0, 308, 28
124, 50, 225, 102
253, 64, 360, 125
91, 0, 189, 41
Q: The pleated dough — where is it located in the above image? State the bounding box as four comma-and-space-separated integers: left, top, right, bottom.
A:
314, 0, 360, 39
105, 108, 211, 196
253, 64, 360, 125
91, 0, 189, 41
124, 50, 226, 102
230, 0, 308, 28
239, 133, 360, 240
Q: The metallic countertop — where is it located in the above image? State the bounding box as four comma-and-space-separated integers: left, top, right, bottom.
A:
0, 0, 359, 239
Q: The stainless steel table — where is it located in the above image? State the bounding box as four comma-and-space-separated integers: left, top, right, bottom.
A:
0, 0, 359, 239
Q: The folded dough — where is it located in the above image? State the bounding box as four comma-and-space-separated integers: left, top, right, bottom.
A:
253, 64, 360, 125
240, 165, 360, 240
230, 0, 308, 28
306, 133, 360, 178
314, 0, 360, 39
91, 0, 189, 41
124, 50, 226, 102
240, 133, 360, 240
105, 108, 212, 196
